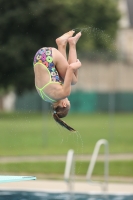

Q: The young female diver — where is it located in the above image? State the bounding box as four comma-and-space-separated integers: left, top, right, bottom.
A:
33, 30, 82, 131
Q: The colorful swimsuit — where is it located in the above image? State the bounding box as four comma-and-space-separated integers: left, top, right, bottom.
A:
33, 47, 62, 103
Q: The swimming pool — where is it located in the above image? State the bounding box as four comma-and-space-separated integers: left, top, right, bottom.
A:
0, 191, 133, 200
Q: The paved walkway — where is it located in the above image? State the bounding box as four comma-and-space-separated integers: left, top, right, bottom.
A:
0, 180, 132, 194
0, 153, 133, 163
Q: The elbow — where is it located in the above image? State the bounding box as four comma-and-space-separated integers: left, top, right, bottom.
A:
71, 79, 77, 85
65, 90, 71, 97
71, 77, 78, 85
71, 73, 78, 85
63, 88, 71, 98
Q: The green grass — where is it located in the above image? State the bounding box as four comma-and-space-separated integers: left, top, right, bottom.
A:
0, 161, 132, 177
0, 112, 133, 156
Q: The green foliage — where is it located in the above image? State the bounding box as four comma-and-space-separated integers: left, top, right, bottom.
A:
0, 0, 120, 92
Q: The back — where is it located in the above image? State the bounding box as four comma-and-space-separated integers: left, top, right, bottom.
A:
33, 47, 62, 103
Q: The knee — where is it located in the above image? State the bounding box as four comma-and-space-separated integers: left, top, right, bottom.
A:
71, 79, 78, 85
52, 47, 59, 54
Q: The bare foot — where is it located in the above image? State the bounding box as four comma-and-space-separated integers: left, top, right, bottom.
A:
68, 32, 81, 46
56, 30, 75, 46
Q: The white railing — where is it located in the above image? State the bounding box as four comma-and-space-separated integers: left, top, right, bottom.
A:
64, 139, 109, 196
64, 149, 75, 194
86, 139, 109, 192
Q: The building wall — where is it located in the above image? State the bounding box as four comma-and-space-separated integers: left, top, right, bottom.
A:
72, 60, 133, 92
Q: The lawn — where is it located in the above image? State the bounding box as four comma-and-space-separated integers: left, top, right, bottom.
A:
0, 112, 133, 156
0, 161, 132, 178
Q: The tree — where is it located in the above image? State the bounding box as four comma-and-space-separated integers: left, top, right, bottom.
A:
0, 0, 120, 93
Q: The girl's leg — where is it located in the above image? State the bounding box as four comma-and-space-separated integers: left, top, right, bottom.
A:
52, 48, 69, 80
53, 31, 75, 79
52, 31, 81, 82
67, 32, 82, 84
56, 30, 75, 59
67, 32, 81, 64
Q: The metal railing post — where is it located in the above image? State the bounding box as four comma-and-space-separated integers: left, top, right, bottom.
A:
86, 139, 109, 192
64, 149, 75, 198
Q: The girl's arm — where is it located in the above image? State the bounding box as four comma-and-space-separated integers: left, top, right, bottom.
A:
57, 59, 81, 98
70, 59, 81, 85
62, 66, 73, 96
71, 69, 78, 85
60, 68, 78, 85
52, 48, 79, 85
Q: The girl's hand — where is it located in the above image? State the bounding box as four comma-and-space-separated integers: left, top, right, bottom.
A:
69, 59, 81, 71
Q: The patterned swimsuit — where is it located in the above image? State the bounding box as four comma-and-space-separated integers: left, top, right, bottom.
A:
33, 47, 62, 103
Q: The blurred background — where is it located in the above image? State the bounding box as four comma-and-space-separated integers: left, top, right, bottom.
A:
0, 0, 133, 186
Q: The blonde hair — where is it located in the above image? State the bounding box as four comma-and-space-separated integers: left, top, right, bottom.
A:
52, 105, 76, 132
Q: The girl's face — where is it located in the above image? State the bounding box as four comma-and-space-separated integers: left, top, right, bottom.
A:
61, 98, 70, 108
53, 98, 70, 118
54, 98, 70, 109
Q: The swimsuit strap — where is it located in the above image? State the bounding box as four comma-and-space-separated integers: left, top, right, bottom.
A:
34, 62, 61, 89
39, 89, 57, 103
34, 62, 52, 87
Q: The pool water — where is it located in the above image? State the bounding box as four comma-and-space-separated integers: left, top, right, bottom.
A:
0, 191, 132, 200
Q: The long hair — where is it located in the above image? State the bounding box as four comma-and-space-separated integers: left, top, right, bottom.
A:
52, 105, 76, 132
